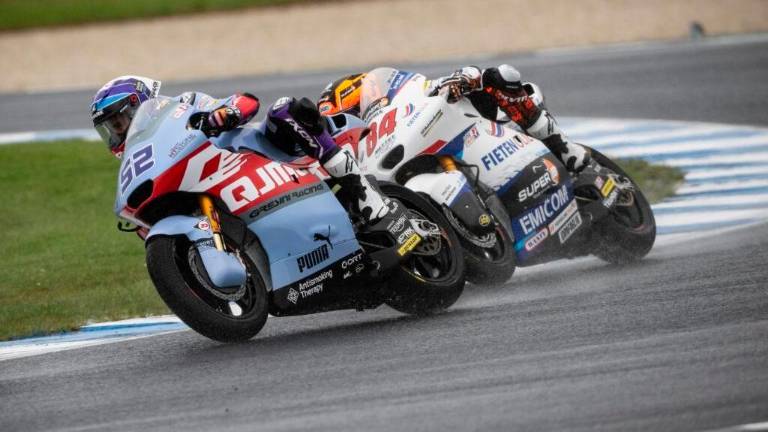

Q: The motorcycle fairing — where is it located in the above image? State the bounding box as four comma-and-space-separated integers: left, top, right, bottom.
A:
169, 141, 363, 294
146, 215, 247, 289
245, 190, 362, 291
269, 249, 373, 313
508, 181, 587, 264
404, 170, 493, 235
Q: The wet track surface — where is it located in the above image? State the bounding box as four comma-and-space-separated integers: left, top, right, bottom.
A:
2, 224, 767, 431
2, 39, 768, 431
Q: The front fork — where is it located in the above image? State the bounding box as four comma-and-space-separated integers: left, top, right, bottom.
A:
438, 155, 458, 172
438, 156, 494, 235
199, 195, 225, 252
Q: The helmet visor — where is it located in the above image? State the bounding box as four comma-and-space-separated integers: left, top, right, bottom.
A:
92, 99, 138, 150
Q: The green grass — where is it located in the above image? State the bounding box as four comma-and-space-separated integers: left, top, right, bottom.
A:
0, 140, 685, 341
615, 157, 685, 204
0, 140, 168, 341
0, 0, 314, 31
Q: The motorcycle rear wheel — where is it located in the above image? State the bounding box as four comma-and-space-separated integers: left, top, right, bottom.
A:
586, 147, 657, 264
379, 184, 466, 316
146, 235, 269, 342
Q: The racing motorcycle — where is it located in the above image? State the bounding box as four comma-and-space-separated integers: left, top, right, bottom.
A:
114, 95, 466, 343
324, 67, 655, 283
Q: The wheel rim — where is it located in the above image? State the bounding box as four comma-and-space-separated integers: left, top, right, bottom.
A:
172, 237, 264, 320
399, 208, 457, 283
609, 177, 652, 233
443, 207, 508, 263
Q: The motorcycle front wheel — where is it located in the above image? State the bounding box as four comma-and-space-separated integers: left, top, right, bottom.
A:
145, 235, 269, 342
448, 184, 517, 286
586, 146, 657, 264
378, 184, 466, 316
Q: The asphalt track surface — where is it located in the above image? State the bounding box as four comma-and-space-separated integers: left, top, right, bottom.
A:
1, 36, 768, 133
2, 38, 768, 431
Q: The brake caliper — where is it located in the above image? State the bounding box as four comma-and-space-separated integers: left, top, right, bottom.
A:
409, 218, 442, 256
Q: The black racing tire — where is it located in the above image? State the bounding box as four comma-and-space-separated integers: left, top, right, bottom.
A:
146, 235, 269, 342
586, 146, 657, 264
379, 184, 466, 316
457, 192, 516, 286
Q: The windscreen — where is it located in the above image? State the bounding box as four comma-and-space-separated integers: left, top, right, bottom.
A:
124, 96, 177, 150
358, 67, 414, 121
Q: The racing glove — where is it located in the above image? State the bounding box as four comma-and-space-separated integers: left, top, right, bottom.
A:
203, 93, 260, 137
441, 66, 483, 101
208, 106, 242, 133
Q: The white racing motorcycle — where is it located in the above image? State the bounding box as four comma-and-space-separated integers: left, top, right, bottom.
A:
326, 67, 656, 284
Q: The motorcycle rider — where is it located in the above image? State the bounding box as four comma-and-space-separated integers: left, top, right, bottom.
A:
90, 76, 390, 224
317, 65, 590, 172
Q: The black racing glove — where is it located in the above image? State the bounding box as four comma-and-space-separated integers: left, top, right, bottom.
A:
206, 106, 242, 136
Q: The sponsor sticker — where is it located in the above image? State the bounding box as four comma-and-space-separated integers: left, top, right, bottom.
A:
406, 104, 427, 127
196, 219, 211, 231
397, 227, 416, 244
463, 126, 480, 147
420, 110, 444, 137
245, 183, 323, 220
548, 200, 578, 235
296, 244, 330, 273
341, 252, 364, 269
558, 212, 582, 244
397, 233, 422, 256
172, 104, 189, 119
594, 176, 605, 190
601, 178, 616, 197
298, 269, 333, 291
544, 159, 560, 184
525, 228, 548, 251
481, 137, 534, 170
168, 134, 196, 158
517, 185, 571, 235
603, 188, 619, 208
298, 284, 323, 299
287, 288, 299, 304
154, 99, 171, 110
518, 165, 559, 202
387, 215, 408, 234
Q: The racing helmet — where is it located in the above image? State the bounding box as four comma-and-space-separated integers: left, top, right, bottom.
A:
90, 75, 161, 158
317, 73, 366, 116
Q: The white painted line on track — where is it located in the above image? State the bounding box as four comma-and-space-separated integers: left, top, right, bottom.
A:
740, 422, 768, 431
0, 316, 186, 361
0, 128, 98, 145
685, 165, 768, 181
703, 420, 768, 432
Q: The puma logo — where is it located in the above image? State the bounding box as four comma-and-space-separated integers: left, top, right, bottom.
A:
313, 225, 333, 250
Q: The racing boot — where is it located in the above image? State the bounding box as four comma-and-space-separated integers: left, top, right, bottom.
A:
321, 147, 390, 224
483, 65, 590, 172
526, 110, 590, 173
266, 97, 390, 224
